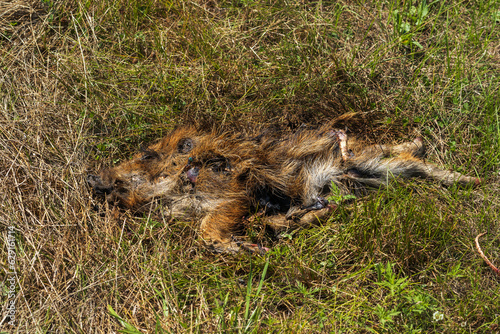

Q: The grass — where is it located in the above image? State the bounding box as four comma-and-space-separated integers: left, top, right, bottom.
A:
1, 0, 499, 332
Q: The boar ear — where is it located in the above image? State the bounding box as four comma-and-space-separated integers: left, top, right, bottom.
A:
140, 148, 160, 161
178, 138, 194, 153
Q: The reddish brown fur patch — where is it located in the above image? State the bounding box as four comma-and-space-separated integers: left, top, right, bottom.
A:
88, 122, 479, 252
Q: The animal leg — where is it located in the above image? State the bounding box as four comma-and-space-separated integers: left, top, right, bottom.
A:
413, 158, 480, 186
329, 129, 350, 162
284, 195, 330, 220
387, 137, 426, 157
267, 206, 336, 235
199, 198, 268, 253
363, 153, 480, 187
302, 196, 329, 211
363, 137, 426, 159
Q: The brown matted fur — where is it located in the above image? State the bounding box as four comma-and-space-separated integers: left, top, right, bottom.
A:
88, 116, 479, 253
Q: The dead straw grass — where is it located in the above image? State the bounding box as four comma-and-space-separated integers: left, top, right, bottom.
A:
1, 0, 499, 332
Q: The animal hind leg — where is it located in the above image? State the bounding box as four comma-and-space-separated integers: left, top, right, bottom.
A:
364, 137, 426, 159
388, 137, 426, 158
373, 153, 480, 187
415, 158, 480, 186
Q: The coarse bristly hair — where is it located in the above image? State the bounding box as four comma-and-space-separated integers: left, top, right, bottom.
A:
88, 116, 480, 253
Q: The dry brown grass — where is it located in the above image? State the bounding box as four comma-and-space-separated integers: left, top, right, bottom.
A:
1, 0, 499, 332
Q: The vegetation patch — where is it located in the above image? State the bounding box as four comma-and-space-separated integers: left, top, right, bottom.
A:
1, 0, 499, 332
